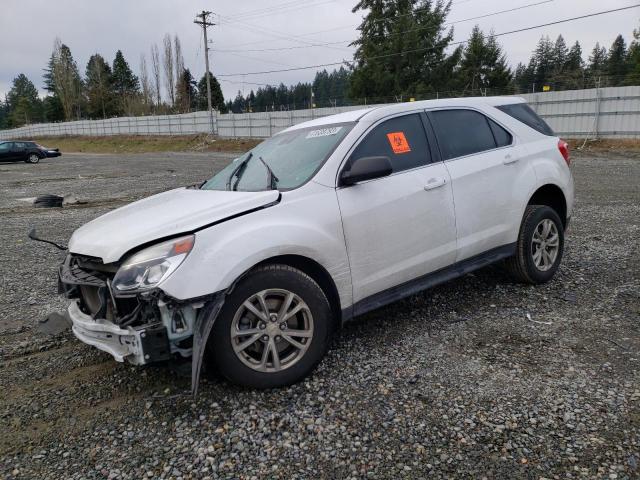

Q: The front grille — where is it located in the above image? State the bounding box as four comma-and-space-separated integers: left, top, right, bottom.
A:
60, 254, 141, 324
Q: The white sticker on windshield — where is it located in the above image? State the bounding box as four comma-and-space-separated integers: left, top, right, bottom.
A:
306, 126, 343, 139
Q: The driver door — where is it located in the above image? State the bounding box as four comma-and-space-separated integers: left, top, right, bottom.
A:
336, 113, 457, 308
0, 142, 15, 161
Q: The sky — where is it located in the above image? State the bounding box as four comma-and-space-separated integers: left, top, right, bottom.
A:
0, 0, 639, 102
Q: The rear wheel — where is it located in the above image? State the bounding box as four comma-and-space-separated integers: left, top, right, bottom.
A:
27, 153, 40, 164
208, 264, 332, 388
505, 205, 564, 284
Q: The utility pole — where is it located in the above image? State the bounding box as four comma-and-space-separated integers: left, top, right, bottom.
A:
194, 10, 215, 134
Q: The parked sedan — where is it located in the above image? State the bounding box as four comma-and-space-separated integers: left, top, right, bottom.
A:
0, 140, 61, 163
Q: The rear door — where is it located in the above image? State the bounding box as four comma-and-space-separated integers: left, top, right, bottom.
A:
336, 113, 457, 304
427, 108, 535, 261
12, 142, 27, 161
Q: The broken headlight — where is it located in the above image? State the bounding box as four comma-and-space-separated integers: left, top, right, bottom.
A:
112, 235, 195, 293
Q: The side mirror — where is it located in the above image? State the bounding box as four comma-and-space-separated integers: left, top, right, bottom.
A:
340, 156, 393, 186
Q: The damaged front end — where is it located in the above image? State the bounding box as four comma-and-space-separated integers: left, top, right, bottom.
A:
58, 249, 223, 393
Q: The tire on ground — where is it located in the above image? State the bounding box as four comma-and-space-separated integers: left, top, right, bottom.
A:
208, 264, 332, 389
505, 204, 565, 284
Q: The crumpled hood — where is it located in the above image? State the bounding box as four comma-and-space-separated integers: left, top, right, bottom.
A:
68, 188, 280, 263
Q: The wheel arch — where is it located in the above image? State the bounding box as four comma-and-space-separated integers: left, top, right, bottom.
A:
527, 184, 567, 227
249, 254, 343, 330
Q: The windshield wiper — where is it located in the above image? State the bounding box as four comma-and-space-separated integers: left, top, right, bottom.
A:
258, 156, 279, 190
226, 152, 253, 191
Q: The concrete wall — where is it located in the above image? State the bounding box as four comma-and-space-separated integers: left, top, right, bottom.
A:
2, 86, 639, 140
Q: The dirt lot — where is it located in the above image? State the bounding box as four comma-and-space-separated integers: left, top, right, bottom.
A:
0, 150, 638, 479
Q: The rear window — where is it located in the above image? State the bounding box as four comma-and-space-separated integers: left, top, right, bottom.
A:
496, 103, 554, 136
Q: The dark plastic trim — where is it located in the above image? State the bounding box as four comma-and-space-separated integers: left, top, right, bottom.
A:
342, 243, 516, 322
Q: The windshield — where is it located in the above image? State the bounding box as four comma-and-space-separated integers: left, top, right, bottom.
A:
202, 122, 354, 191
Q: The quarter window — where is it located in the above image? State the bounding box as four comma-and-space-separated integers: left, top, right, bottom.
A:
497, 103, 554, 136
349, 113, 431, 174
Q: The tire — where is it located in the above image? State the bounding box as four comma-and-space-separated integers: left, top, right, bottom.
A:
34, 194, 64, 208
209, 264, 332, 389
27, 153, 40, 164
505, 205, 565, 284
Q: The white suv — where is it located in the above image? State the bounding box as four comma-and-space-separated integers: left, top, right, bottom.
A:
58, 97, 574, 390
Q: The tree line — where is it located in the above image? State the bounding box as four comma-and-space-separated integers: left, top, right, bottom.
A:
0, 35, 227, 128
228, 1, 640, 112
3, 0, 640, 127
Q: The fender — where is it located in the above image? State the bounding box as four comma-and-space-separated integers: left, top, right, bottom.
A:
160, 184, 353, 308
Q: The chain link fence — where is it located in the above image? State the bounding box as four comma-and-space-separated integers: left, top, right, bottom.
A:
2, 86, 640, 140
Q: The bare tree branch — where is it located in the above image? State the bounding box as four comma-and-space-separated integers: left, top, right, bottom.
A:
162, 34, 175, 106
151, 44, 161, 106
139, 53, 152, 109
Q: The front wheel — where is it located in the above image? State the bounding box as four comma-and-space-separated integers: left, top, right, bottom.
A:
208, 264, 332, 388
27, 153, 40, 164
505, 205, 565, 284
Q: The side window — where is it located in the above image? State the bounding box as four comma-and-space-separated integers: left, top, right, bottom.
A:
0, 143, 11, 151
350, 113, 431, 174
488, 118, 513, 147
15, 142, 26, 148
430, 109, 497, 160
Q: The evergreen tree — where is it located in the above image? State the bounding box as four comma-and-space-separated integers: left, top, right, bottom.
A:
0, 98, 8, 129
85, 54, 115, 119
175, 68, 197, 113
42, 52, 65, 121
566, 41, 584, 71
230, 91, 246, 113
626, 24, 640, 83
196, 73, 226, 112
350, 0, 460, 100
531, 36, 555, 88
48, 40, 83, 120
329, 67, 351, 105
587, 42, 608, 83
561, 41, 585, 89
606, 35, 628, 85
551, 35, 568, 74
112, 50, 140, 113
6, 74, 42, 126
456, 26, 511, 94
42, 95, 64, 122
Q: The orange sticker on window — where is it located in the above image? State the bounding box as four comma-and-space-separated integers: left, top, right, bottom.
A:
386, 132, 411, 154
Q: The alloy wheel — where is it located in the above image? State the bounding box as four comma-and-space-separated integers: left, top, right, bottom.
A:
531, 219, 560, 271
29, 154, 40, 164
230, 289, 314, 373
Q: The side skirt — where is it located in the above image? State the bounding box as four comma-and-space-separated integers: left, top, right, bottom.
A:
343, 243, 516, 321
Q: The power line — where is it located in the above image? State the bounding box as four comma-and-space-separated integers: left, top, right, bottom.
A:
217, 4, 640, 77
218, 12, 350, 52
215, 0, 553, 53
222, 0, 337, 22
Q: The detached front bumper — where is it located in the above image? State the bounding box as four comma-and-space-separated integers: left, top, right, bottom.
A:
68, 300, 170, 365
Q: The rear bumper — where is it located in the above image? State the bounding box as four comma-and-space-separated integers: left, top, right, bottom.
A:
68, 300, 170, 365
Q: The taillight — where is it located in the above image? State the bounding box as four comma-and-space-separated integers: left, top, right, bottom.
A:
558, 139, 570, 166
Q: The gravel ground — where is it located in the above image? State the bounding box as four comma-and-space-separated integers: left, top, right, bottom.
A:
0, 151, 638, 479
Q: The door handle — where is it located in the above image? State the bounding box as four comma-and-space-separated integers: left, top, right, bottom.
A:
503, 154, 518, 165
424, 177, 447, 191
